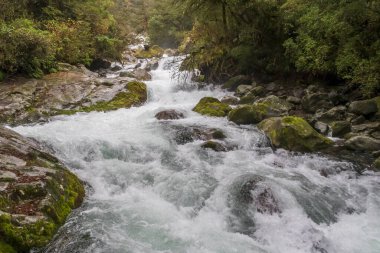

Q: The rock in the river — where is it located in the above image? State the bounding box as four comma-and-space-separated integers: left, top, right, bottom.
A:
193, 97, 232, 117
222, 75, 251, 91
132, 69, 152, 81
155, 110, 184, 120
201, 141, 227, 152
348, 99, 378, 116
0, 70, 148, 125
345, 135, 380, 152
235, 85, 253, 96
89, 58, 112, 71
174, 126, 226, 145
258, 116, 334, 152
119, 71, 134, 78
314, 121, 330, 135
330, 121, 351, 138
0, 126, 84, 252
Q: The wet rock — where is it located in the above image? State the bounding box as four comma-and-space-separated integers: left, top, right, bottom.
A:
351, 115, 366, 125
173, 126, 226, 145
145, 60, 159, 71
258, 116, 334, 152
221, 96, 239, 105
89, 58, 112, 71
228, 175, 280, 235
345, 136, 380, 152
330, 121, 351, 138
201, 141, 227, 152
351, 122, 380, 135
111, 65, 122, 72
155, 110, 184, 120
132, 69, 152, 81
314, 121, 330, 135
256, 95, 291, 115
193, 97, 232, 117
348, 99, 378, 116
135, 45, 164, 59
222, 75, 251, 91
302, 93, 333, 113
0, 126, 84, 252
119, 71, 134, 78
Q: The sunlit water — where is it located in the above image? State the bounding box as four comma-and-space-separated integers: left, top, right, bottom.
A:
13, 57, 380, 253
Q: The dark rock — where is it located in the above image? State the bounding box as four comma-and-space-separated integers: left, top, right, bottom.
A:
222, 75, 251, 91
315, 106, 347, 123
174, 126, 226, 145
201, 141, 227, 152
89, 58, 112, 71
155, 110, 184, 120
330, 121, 351, 138
348, 99, 378, 116
111, 65, 122, 71
374, 157, 380, 171
286, 96, 301, 105
351, 115, 366, 125
265, 82, 277, 91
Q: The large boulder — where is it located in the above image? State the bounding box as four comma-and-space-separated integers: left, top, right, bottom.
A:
258, 116, 334, 152
228, 96, 290, 125
0, 73, 148, 125
345, 136, 380, 152
222, 75, 251, 91
348, 99, 378, 116
193, 97, 232, 117
0, 126, 84, 252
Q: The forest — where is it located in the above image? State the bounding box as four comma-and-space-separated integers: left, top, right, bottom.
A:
0, 0, 379, 96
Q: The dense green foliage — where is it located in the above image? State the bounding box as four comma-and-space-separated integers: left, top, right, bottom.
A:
0, 0, 129, 78
174, 0, 380, 96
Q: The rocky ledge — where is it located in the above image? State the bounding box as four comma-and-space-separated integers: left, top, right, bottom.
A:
0, 65, 148, 126
0, 126, 84, 252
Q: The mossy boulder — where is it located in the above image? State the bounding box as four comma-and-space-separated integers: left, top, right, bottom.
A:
228, 104, 269, 125
0, 126, 85, 252
374, 157, 380, 172
135, 45, 164, 59
258, 116, 334, 152
222, 75, 251, 91
193, 97, 232, 117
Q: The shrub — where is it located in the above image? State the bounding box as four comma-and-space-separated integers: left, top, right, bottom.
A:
0, 19, 56, 78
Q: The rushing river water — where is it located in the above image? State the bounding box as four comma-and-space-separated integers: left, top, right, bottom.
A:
13, 57, 380, 253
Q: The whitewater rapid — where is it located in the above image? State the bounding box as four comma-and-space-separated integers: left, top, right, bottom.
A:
13, 57, 380, 253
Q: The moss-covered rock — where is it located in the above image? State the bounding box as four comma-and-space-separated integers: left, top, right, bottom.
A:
0, 126, 85, 252
193, 97, 232, 117
374, 157, 380, 172
258, 116, 334, 152
135, 45, 164, 59
228, 104, 268, 125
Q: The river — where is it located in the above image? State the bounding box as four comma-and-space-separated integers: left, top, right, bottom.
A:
13, 57, 380, 253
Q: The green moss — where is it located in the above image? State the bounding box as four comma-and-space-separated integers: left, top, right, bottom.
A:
193, 97, 232, 117
0, 214, 57, 252
228, 103, 269, 125
259, 116, 333, 152
135, 45, 164, 59
212, 130, 226, 139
